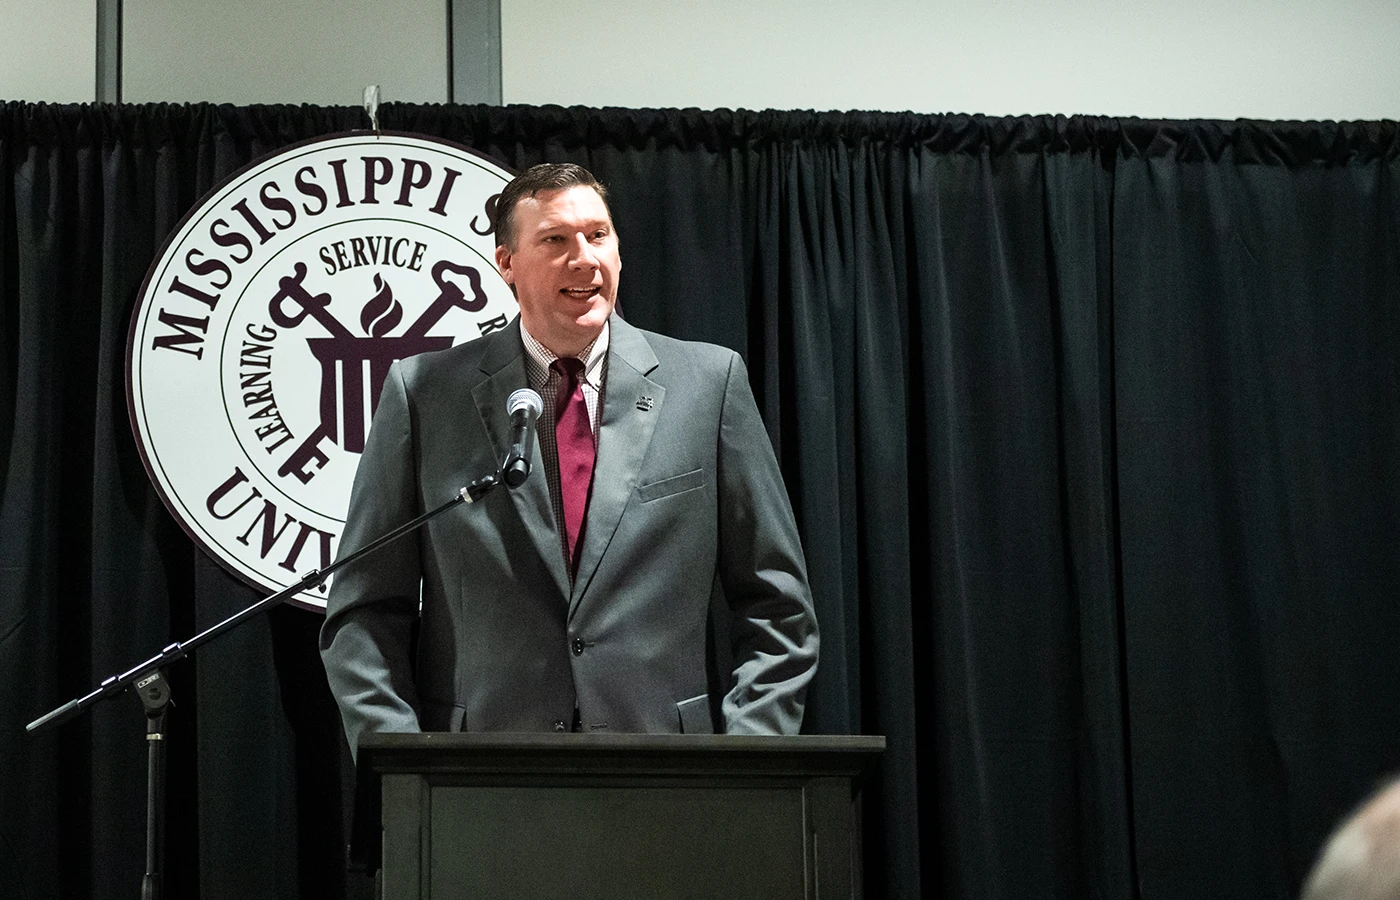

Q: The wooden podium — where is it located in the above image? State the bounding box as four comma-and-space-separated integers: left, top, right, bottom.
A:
354, 732, 885, 900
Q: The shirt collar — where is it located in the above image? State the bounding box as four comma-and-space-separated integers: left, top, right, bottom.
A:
521, 319, 610, 388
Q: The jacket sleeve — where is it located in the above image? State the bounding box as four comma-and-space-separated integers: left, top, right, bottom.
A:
715, 351, 820, 734
319, 361, 424, 759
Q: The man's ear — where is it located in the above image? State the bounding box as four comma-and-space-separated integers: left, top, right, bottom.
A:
494, 244, 514, 286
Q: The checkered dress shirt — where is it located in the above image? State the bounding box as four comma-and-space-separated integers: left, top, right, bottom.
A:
521, 323, 608, 568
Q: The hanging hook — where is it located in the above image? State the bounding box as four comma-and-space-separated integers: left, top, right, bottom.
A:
363, 84, 381, 137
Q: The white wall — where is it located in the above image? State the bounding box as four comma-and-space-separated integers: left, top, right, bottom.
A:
2, 0, 1399, 119
0, 0, 447, 106
501, 0, 1400, 119
123, 0, 447, 105
0, 0, 94, 103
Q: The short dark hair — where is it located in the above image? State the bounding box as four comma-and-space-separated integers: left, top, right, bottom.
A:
494, 163, 611, 249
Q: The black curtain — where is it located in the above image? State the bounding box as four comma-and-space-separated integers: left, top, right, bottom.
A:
2, 102, 1398, 900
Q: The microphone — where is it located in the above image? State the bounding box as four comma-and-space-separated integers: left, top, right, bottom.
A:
503, 388, 543, 488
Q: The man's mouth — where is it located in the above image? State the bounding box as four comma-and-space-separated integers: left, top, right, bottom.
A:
562, 287, 598, 299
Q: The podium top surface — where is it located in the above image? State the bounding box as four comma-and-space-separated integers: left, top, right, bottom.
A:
358, 732, 886, 779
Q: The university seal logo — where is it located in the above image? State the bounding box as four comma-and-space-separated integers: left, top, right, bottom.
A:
127, 133, 517, 610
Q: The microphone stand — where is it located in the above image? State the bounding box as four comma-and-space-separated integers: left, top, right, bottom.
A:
26, 468, 506, 900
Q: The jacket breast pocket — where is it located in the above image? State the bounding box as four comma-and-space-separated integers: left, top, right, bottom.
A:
637, 468, 705, 503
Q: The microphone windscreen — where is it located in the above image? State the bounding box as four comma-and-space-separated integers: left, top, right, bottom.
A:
507, 388, 544, 418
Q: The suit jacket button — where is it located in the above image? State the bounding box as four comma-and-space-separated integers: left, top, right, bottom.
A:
554, 720, 567, 732
571, 638, 585, 656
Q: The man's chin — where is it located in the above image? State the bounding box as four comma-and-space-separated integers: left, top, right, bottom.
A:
573, 301, 614, 330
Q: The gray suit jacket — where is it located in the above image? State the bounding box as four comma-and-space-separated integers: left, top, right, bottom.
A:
320, 315, 818, 756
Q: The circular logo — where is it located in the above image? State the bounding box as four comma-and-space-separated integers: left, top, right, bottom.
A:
128, 133, 518, 610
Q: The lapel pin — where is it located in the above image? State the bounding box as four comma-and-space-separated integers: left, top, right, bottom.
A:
636, 395, 654, 412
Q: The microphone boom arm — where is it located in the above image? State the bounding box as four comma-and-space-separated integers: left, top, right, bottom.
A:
27, 471, 501, 734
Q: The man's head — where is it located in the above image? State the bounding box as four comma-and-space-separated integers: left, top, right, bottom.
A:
494, 163, 619, 357
1303, 778, 1400, 900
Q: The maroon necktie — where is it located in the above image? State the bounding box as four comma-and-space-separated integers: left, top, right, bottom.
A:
551, 357, 595, 575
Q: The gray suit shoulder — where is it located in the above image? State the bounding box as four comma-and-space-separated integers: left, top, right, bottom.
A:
631, 325, 742, 375
394, 327, 507, 390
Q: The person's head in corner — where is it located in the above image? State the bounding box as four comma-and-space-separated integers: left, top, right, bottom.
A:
1303, 777, 1400, 900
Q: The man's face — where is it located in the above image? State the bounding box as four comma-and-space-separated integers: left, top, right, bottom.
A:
495, 185, 620, 356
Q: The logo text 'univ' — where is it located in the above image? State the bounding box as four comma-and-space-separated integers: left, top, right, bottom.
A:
128, 134, 517, 610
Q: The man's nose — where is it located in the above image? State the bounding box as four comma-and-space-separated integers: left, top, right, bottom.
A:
567, 233, 597, 268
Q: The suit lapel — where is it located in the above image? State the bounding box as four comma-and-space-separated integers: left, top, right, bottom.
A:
470, 320, 570, 602
570, 317, 664, 615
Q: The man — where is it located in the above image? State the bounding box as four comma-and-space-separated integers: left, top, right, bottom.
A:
320, 163, 818, 757
1302, 777, 1400, 900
